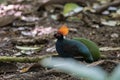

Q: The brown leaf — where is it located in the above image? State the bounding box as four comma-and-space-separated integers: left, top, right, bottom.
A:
0, 15, 16, 27
19, 63, 43, 73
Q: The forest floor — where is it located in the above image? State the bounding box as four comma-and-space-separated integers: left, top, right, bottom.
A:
0, 0, 120, 80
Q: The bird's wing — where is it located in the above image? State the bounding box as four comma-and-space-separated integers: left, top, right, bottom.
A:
62, 43, 81, 56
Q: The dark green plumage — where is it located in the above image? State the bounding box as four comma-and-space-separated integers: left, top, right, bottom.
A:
54, 33, 94, 62
73, 38, 101, 61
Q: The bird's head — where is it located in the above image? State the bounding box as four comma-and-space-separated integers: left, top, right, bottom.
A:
54, 25, 69, 40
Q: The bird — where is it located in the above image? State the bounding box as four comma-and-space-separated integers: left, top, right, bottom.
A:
73, 37, 100, 61
54, 25, 100, 62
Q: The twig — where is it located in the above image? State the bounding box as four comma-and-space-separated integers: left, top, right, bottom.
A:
99, 47, 120, 51
39, 0, 88, 7
87, 60, 120, 67
87, 60, 105, 67
0, 46, 119, 63
0, 54, 57, 63
95, 0, 120, 14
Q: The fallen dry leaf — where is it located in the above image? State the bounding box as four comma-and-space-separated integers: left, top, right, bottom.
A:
19, 63, 43, 73
0, 15, 16, 27
31, 26, 57, 36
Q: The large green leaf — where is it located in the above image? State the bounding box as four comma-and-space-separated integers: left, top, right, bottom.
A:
41, 57, 106, 80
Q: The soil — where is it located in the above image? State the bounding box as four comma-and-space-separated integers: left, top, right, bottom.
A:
0, 1, 120, 80
0, 19, 119, 80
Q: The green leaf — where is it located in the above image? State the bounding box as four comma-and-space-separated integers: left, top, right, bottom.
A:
63, 3, 83, 17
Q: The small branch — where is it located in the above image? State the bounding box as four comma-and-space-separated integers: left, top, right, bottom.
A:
87, 60, 105, 67
95, 0, 120, 14
87, 60, 120, 67
99, 47, 120, 51
0, 54, 57, 63
39, 0, 88, 7
0, 46, 119, 63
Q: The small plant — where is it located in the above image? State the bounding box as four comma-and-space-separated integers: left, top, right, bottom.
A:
41, 57, 120, 80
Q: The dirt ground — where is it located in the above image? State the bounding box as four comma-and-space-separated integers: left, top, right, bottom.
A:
0, 19, 119, 80
0, 0, 120, 80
